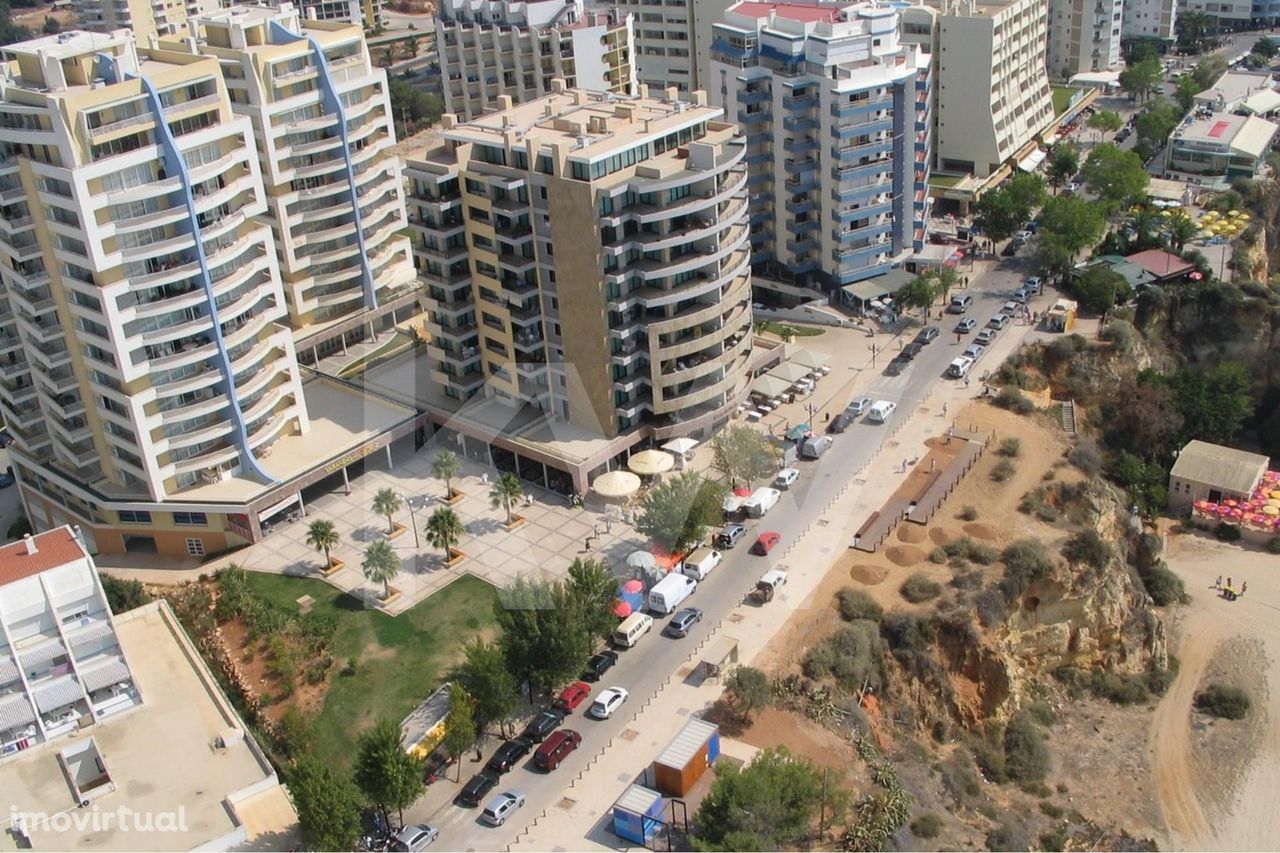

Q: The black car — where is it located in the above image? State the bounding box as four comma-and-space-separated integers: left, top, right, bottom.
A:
914, 326, 940, 345
521, 709, 565, 743
485, 737, 534, 774
455, 771, 499, 807
582, 650, 619, 682
900, 342, 924, 360
828, 411, 855, 434
1001, 241, 1019, 257
884, 358, 910, 376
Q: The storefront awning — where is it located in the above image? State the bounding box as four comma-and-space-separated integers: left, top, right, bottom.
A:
1017, 149, 1048, 172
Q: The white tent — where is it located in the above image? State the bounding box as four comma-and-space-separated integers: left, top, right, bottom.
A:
767, 362, 812, 384
788, 348, 831, 371
751, 374, 791, 398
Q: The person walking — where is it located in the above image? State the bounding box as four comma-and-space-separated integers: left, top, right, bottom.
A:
1215, 575, 1223, 589
1242, 581, 1248, 596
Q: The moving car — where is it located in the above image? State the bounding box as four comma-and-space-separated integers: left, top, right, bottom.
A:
955, 318, 977, 333
392, 824, 440, 852
773, 468, 800, 490
713, 523, 748, 549
533, 729, 582, 771
665, 607, 704, 638
884, 358, 910, 376
582, 650, 618, 681
589, 687, 629, 719
521, 709, 566, 743
552, 682, 592, 714
481, 791, 525, 827
866, 400, 897, 423
975, 328, 997, 345
485, 738, 534, 774
846, 397, 873, 417
948, 294, 974, 313
915, 325, 940, 344
455, 772, 499, 808
752, 531, 781, 555
901, 342, 924, 360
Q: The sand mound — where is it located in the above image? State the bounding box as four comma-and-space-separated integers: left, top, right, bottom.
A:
885, 544, 925, 567
929, 526, 960, 546
963, 522, 998, 541
897, 524, 928, 544
850, 564, 888, 585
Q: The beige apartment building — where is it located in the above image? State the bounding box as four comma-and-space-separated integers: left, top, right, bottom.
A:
406, 84, 756, 439
611, 0, 738, 95
1047, 0, 1123, 79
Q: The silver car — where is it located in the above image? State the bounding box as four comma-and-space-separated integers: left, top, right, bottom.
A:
392, 824, 440, 851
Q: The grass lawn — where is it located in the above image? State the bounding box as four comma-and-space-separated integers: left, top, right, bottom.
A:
242, 571, 500, 771
928, 173, 965, 188
1051, 86, 1081, 118
757, 320, 824, 338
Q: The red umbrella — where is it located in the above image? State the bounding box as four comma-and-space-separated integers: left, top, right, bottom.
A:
733, 487, 752, 497
613, 600, 632, 618
1189, 272, 1204, 281
622, 579, 643, 594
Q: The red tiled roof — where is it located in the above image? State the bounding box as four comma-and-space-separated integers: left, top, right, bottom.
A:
731, 1, 845, 23
1124, 249, 1194, 278
0, 527, 88, 588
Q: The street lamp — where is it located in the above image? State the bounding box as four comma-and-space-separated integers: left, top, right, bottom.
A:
402, 493, 421, 549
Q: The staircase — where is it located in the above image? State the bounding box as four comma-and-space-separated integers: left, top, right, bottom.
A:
1059, 399, 1077, 436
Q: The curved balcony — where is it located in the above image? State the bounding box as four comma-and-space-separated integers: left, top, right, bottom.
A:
629, 142, 746, 196
636, 222, 750, 282
160, 419, 234, 453
657, 330, 753, 388
170, 441, 239, 477
655, 295, 751, 361
636, 245, 750, 309
648, 273, 751, 340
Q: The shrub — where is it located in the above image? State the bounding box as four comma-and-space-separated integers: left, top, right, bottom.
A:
1146, 658, 1178, 696
1039, 801, 1065, 819
950, 569, 983, 591
1139, 561, 1187, 606
1027, 700, 1057, 727
994, 387, 1035, 415
929, 547, 948, 564
836, 587, 883, 622
880, 612, 935, 657
943, 536, 997, 565
959, 505, 979, 521
1036, 505, 1060, 523
6, 516, 31, 540
101, 575, 152, 614
1003, 712, 1050, 783
1039, 828, 1069, 852
1268, 538, 1280, 555
1068, 439, 1103, 477
1216, 521, 1242, 542
1000, 539, 1055, 601
1100, 318, 1137, 352
972, 739, 1008, 784
991, 459, 1017, 482
985, 821, 1027, 852
1061, 530, 1113, 569
802, 620, 886, 691
998, 437, 1022, 458
900, 573, 943, 603
1086, 671, 1150, 705
910, 813, 943, 839
974, 589, 1008, 628
1195, 684, 1251, 720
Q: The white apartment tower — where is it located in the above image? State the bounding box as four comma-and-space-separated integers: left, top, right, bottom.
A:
435, 0, 636, 122
612, 0, 738, 95
1122, 0, 1177, 41
0, 30, 310, 506
74, 0, 194, 39
709, 0, 932, 289
1047, 0, 1123, 79
406, 86, 754, 437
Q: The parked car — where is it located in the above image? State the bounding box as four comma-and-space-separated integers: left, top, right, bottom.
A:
846, 397, 872, 417
552, 682, 592, 714
455, 772, 499, 808
713, 524, 748, 549
948, 294, 974, 313
1001, 241, 1020, 257
915, 325, 940, 344
1116, 127, 1131, 142
884, 358, 910, 376
752, 531, 782, 555
582, 650, 618, 682
485, 738, 534, 774
589, 687, 629, 719
1026, 276, 1042, 293
1065, 181, 1080, 195
866, 400, 897, 423
1013, 288, 1031, 303
1015, 229, 1033, 242
988, 314, 1010, 329
0, 430, 13, 447
962, 343, 985, 361
1002, 301, 1021, 315
0, 473, 14, 488
521, 709, 566, 743
1025, 221, 1039, 234
392, 824, 440, 852
481, 791, 525, 827
665, 607, 704, 638
955, 318, 977, 333
773, 468, 799, 489
829, 410, 856, 433
533, 729, 582, 771
975, 328, 997, 345
901, 342, 924, 360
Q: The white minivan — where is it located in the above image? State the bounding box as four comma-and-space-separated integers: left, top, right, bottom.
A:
681, 547, 723, 581
866, 400, 897, 424
948, 356, 974, 378
743, 487, 781, 518
647, 573, 697, 616
612, 612, 654, 648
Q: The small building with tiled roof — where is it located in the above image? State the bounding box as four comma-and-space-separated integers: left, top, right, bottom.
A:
1168, 440, 1270, 510
1124, 249, 1196, 283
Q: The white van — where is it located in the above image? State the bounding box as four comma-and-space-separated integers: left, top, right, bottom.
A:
612, 612, 654, 648
743, 487, 781, 518
647, 573, 697, 616
947, 294, 974, 314
866, 400, 897, 424
681, 547, 722, 581
948, 356, 974, 378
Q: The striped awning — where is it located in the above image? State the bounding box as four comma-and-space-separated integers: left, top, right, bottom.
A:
18, 637, 66, 669
81, 658, 132, 694
0, 691, 36, 732
33, 675, 84, 713
0, 655, 18, 687
68, 620, 116, 650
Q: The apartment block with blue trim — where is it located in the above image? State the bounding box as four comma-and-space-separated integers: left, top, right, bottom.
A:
708, 0, 930, 292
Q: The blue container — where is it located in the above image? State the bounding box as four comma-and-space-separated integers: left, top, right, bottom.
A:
612, 785, 664, 845
621, 589, 644, 613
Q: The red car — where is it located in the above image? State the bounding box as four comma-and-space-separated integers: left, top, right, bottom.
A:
552, 681, 592, 713
752, 531, 781, 555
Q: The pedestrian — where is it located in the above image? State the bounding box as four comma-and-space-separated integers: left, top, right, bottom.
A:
605, 517, 612, 534
943, 402, 948, 415
584, 536, 591, 550
1242, 580, 1248, 595
964, 376, 971, 388
525, 493, 534, 507
1215, 575, 1223, 589
1228, 576, 1233, 590
481, 472, 489, 485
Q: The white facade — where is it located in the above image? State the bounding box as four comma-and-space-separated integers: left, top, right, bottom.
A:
612, 0, 738, 96
436, 0, 636, 122
1048, 0, 1123, 79
1178, 0, 1254, 27
1122, 0, 1177, 40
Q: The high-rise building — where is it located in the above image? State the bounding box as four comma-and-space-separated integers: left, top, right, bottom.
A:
406, 85, 754, 437
899, 0, 1054, 178
612, 0, 738, 96
168, 5, 417, 363
436, 0, 635, 122
74, 0, 194, 39
1122, 0, 1177, 42
1047, 0, 1123, 79
1176, 0, 1254, 31
708, 0, 931, 290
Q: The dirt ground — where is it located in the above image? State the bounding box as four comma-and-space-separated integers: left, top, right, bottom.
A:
12, 4, 73, 32
220, 618, 329, 722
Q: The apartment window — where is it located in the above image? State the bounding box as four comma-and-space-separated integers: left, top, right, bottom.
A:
174, 511, 208, 525
119, 510, 152, 524
536, 154, 553, 174
186, 538, 206, 557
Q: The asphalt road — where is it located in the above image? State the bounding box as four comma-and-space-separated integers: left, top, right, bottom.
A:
407, 257, 1037, 851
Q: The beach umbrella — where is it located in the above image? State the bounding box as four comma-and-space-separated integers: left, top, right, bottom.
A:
626, 551, 657, 572
622, 578, 643, 594
1228, 209, 1240, 216
786, 423, 812, 441
612, 600, 632, 618
593, 470, 642, 499
627, 449, 675, 476
1264, 505, 1280, 516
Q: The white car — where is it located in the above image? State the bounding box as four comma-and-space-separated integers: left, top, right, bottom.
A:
1025, 276, 1042, 293
988, 314, 1010, 329
866, 400, 897, 424
1015, 229, 1033, 241
589, 686, 629, 719
773, 468, 800, 490
846, 397, 873, 417
975, 329, 997, 345
1002, 301, 1020, 315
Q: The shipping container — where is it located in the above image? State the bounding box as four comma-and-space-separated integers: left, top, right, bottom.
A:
652, 718, 720, 796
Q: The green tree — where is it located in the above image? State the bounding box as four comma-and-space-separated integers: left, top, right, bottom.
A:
1170, 362, 1254, 445
1177, 10, 1214, 53
371, 487, 403, 534
388, 78, 444, 137
1119, 58, 1164, 103
100, 575, 152, 614
353, 718, 424, 827
1081, 143, 1149, 209
41, 14, 58, 34
693, 747, 825, 851
711, 423, 779, 488
457, 640, 518, 732
1166, 210, 1198, 252
1035, 195, 1106, 275
1088, 109, 1124, 136
1252, 36, 1278, 59
424, 506, 465, 558
565, 557, 619, 643
1046, 144, 1080, 193
1130, 204, 1164, 250
442, 683, 479, 776
433, 448, 461, 497
1175, 74, 1201, 112
1192, 54, 1226, 90
1101, 377, 1184, 459
894, 274, 943, 314
635, 471, 726, 554
305, 519, 340, 568
288, 753, 363, 852
489, 472, 523, 525
1071, 264, 1132, 313
494, 575, 595, 693
724, 666, 772, 721
1134, 99, 1183, 162
974, 172, 1045, 240
361, 538, 401, 599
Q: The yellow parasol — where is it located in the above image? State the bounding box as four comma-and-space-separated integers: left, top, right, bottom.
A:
1228, 209, 1240, 216
1263, 505, 1280, 516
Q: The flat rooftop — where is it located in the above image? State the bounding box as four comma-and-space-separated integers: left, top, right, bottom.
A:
1177, 112, 1280, 157
0, 601, 294, 851
1194, 70, 1273, 105
1, 29, 128, 60
173, 375, 416, 503
731, 1, 848, 23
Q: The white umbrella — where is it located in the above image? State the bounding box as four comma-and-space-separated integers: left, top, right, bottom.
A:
593, 470, 641, 499
662, 437, 699, 456
626, 550, 657, 571
628, 450, 675, 476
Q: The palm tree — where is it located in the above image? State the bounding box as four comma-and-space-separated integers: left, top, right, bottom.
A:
489, 473, 523, 525
305, 519, 340, 569
1166, 211, 1198, 252
1177, 10, 1212, 52
432, 449, 461, 498
425, 507, 465, 561
1131, 205, 1162, 250
361, 538, 401, 599
371, 488, 403, 535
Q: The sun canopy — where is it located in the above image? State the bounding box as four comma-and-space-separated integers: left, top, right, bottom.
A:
767, 362, 811, 384
787, 348, 830, 370
786, 424, 812, 441
628, 450, 675, 476
593, 470, 642, 498
1016, 148, 1047, 172
751, 374, 791, 398
662, 437, 699, 456
627, 551, 657, 571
